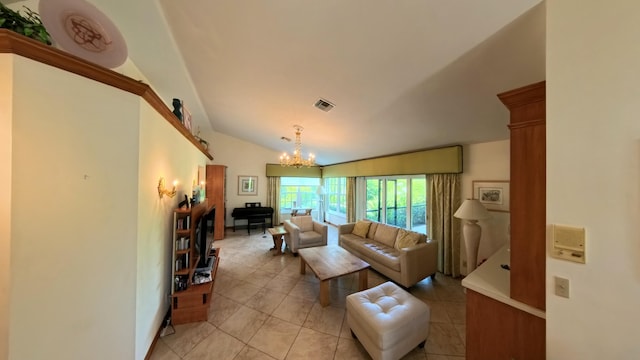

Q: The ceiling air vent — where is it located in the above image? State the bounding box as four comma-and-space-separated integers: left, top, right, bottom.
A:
314, 98, 335, 112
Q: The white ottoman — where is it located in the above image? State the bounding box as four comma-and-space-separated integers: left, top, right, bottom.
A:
346, 281, 430, 360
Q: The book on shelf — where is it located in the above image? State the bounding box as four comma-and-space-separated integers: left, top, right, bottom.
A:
176, 237, 189, 250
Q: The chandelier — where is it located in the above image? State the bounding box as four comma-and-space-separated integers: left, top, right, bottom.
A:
280, 125, 316, 168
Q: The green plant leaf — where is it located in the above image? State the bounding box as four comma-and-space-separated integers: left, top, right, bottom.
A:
0, 4, 52, 45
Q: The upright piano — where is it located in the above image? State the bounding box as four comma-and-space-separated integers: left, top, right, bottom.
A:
231, 202, 274, 234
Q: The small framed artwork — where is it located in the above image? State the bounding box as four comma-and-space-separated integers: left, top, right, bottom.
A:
183, 104, 192, 133
472, 180, 510, 212
238, 175, 258, 196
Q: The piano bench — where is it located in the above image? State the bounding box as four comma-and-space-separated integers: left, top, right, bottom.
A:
247, 216, 267, 234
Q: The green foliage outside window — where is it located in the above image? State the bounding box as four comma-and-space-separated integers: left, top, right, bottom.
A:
366, 176, 427, 233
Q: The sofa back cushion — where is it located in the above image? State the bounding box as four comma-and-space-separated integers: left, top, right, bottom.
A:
367, 222, 378, 239
291, 215, 314, 232
352, 220, 371, 237
373, 224, 400, 248
394, 229, 423, 250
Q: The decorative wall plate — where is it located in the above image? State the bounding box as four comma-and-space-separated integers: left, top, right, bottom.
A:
39, 0, 128, 68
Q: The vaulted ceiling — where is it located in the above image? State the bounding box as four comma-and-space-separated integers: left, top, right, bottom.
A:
23, 0, 546, 165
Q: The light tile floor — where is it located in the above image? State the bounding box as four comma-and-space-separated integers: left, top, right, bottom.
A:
150, 225, 466, 360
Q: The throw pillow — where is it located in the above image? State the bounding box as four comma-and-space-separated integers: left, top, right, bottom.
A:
352, 220, 371, 237
292, 215, 314, 232
394, 229, 422, 250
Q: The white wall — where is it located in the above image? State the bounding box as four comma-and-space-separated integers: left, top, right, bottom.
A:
1, 52, 209, 359
547, 1, 640, 358
9, 56, 139, 359
135, 102, 208, 359
0, 55, 13, 360
202, 131, 281, 226
460, 140, 510, 275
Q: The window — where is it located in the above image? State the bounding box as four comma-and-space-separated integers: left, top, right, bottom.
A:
279, 177, 321, 211
365, 176, 427, 233
325, 177, 346, 215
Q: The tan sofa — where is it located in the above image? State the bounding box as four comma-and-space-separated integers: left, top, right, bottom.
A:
338, 220, 438, 288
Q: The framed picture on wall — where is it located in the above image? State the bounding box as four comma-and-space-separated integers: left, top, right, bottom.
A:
183, 104, 193, 133
472, 180, 510, 212
238, 175, 258, 196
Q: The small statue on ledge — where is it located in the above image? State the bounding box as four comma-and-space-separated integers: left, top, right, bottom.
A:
172, 98, 183, 123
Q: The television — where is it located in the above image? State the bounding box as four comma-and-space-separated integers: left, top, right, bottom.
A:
196, 207, 216, 268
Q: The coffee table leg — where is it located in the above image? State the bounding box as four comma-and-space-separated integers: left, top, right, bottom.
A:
358, 269, 368, 290
319, 280, 330, 307
300, 257, 306, 275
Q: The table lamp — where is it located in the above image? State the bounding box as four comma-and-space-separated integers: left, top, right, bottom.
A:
454, 199, 491, 272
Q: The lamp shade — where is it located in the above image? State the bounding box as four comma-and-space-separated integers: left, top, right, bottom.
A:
454, 199, 490, 221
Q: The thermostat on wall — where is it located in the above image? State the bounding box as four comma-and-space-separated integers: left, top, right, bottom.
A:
551, 224, 586, 264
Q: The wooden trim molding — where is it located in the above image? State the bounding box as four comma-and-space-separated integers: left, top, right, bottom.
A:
0, 30, 213, 160
507, 118, 545, 130
497, 80, 545, 110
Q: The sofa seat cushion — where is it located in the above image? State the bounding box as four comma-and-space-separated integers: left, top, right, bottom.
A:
360, 240, 401, 272
299, 231, 322, 245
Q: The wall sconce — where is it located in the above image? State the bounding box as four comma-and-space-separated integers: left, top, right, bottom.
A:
158, 177, 177, 198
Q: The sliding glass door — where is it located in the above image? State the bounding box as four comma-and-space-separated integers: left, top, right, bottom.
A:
365, 175, 427, 234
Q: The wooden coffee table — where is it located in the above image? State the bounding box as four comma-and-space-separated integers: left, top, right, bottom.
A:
298, 246, 370, 307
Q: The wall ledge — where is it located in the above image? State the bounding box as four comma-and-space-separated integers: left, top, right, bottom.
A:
0, 29, 213, 160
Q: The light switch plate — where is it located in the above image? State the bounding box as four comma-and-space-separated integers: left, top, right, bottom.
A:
555, 276, 570, 298
551, 224, 586, 263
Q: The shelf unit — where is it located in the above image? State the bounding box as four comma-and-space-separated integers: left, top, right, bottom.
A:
170, 201, 219, 324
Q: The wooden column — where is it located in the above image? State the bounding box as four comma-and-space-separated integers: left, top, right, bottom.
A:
206, 165, 227, 240
498, 81, 546, 311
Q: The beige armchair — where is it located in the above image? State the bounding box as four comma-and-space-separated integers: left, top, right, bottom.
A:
283, 215, 327, 254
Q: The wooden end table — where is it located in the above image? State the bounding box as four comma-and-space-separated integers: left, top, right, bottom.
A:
298, 246, 370, 307
267, 226, 287, 256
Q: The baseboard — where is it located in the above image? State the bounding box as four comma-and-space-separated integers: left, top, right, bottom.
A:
144, 309, 170, 360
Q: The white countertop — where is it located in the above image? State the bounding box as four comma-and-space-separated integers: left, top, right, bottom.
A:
461, 245, 546, 319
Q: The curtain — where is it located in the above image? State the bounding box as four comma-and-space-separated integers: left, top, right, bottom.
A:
266, 176, 281, 225
346, 177, 356, 223
354, 177, 366, 221
428, 174, 462, 277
